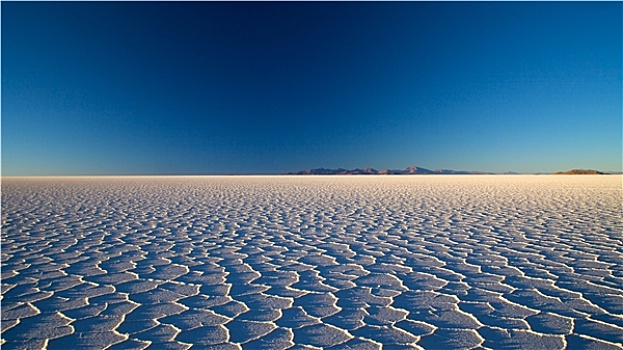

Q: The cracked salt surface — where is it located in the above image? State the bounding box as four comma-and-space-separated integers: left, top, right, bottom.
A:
2, 175, 622, 349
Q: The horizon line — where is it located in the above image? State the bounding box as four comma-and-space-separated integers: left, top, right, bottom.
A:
3, 173, 620, 179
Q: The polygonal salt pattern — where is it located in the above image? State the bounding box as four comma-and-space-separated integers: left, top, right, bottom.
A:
2, 175, 622, 349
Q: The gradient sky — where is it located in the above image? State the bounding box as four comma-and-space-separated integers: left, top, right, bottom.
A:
3, 2, 621, 175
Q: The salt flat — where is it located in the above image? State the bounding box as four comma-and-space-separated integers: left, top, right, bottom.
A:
1, 175, 622, 349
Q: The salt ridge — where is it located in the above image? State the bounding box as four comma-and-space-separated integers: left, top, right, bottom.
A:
1, 175, 622, 349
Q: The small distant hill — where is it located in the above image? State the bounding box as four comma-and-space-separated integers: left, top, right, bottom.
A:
288, 166, 492, 175
554, 169, 604, 175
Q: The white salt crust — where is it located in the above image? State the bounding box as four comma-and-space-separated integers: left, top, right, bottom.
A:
1, 175, 622, 349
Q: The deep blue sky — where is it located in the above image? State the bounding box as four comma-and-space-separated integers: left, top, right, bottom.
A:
3, 2, 621, 175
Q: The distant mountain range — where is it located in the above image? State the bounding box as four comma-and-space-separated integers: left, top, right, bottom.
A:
554, 169, 605, 175
288, 166, 614, 175
288, 166, 496, 175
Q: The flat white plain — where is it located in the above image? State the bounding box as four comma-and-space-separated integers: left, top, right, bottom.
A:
2, 175, 622, 349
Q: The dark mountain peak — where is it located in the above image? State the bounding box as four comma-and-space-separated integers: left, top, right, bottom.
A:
403, 166, 434, 174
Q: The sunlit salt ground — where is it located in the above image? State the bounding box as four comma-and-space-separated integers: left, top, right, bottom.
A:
1, 175, 622, 349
